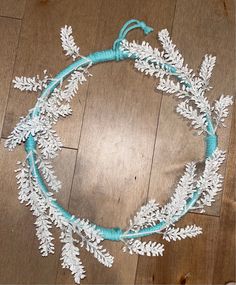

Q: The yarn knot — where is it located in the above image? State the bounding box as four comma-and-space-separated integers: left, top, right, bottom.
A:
112, 19, 153, 61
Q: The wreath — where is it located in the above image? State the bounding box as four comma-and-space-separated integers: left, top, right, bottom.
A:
5, 19, 233, 284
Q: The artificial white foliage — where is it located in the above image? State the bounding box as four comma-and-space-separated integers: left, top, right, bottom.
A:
176, 101, 208, 134
61, 68, 91, 102
5, 116, 45, 150
196, 149, 225, 210
159, 162, 197, 224
61, 227, 86, 284
16, 161, 55, 256
128, 199, 160, 232
158, 29, 184, 69
199, 54, 216, 91
73, 219, 114, 267
120, 28, 234, 136
13, 70, 49, 92
6, 23, 233, 284
123, 239, 164, 256
15, 162, 32, 203
163, 225, 202, 242
36, 156, 62, 192
16, 156, 113, 284
35, 214, 55, 256
36, 127, 63, 159
38, 96, 72, 123
60, 25, 80, 60
213, 95, 233, 129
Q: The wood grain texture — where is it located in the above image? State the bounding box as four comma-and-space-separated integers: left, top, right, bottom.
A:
0, 0, 26, 19
148, 0, 235, 218
135, 213, 220, 285
56, 0, 176, 284
2, 0, 102, 149
0, 0, 235, 284
0, 17, 21, 138
0, 139, 77, 284
213, 101, 236, 283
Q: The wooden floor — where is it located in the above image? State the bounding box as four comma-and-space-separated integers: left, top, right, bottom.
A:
0, 0, 235, 284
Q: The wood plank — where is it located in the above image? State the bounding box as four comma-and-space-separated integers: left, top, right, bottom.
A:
2, 0, 102, 149
148, 0, 235, 219
0, 17, 21, 138
55, 0, 177, 284
0, 0, 26, 19
135, 213, 220, 284
213, 100, 236, 283
0, 139, 77, 283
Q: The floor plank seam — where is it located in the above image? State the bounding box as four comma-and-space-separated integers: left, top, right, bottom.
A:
1, 18, 22, 139
0, 14, 23, 21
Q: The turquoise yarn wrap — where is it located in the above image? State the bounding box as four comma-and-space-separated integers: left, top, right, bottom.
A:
25, 19, 218, 241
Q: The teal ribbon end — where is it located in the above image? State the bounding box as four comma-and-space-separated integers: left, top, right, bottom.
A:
113, 19, 154, 52
139, 21, 153, 35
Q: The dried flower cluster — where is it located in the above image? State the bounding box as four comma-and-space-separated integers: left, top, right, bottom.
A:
5, 24, 233, 284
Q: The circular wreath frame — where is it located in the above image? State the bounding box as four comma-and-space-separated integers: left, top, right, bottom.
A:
5, 19, 233, 284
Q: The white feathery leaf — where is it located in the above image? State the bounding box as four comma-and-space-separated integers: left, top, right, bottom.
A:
12, 72, 49, 92
199, 54, 216, 90
158, 29, 184, 69
159, 162, 197, 223
129, 200, 160, 232
176, 101, 208, 134
123, 239, 164, 256
36, 127, 63, 159
35, 214, 55, 256
73, 219, 114, 268
163, 225, 202, 242
5, 116, 45, 150
61, 68, 91, 102
60, 25, 80, 60
196, 148, 225, 209
38, 95, 72, 123
36, 157, 62, 192
60, 227, 86, 284
128, 162, 197, 232
48, 205, 69, 228
156, 76, 189, 99
18, 167, 55, 256
121, 38, 212, 116
213, 95, 234, 129
157, 76, 181, 94
15, 162, 32, 203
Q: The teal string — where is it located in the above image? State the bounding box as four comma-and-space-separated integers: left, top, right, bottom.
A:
24, 19, 218, 241
205, 115, 217, 158
205, 135, 218, 158
113, 19, 153, 61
